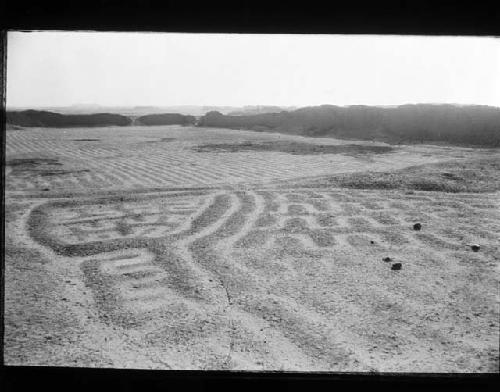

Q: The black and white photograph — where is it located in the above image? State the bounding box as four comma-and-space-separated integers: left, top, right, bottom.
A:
3, 31, 500, 373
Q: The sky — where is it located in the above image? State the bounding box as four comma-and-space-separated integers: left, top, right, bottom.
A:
6, 31, 500, 108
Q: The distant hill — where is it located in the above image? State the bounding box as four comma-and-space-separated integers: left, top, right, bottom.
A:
7, 105, 245, 116
136, 113, 196, 126
227, 105, 296, 116
198, 104, 500, 147
6, 110, 132, 127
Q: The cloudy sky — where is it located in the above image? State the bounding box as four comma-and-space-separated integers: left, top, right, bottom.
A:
7, 31, 500, 108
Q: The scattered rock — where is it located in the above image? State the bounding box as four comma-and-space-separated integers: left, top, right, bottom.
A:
413, 223, 422, 231
370, 240, 375, 244
391, 263, 402, 270
42, 188, 50, 191
383, 257, 392, 262
470, 244, 480, 252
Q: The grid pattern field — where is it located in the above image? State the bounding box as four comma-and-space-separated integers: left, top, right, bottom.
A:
4, 126, 499, 371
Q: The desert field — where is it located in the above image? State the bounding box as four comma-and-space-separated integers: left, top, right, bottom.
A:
4, 125, 500, 372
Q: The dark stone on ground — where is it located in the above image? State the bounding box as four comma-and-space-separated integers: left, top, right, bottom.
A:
391, 263, 402, 270
413, 223, 422, 231
383, 257, 392, 262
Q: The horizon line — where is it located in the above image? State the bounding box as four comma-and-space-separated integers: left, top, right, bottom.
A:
6, 102, 500, 110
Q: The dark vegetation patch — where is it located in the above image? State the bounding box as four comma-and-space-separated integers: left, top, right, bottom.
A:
39, 169, 90, 177
6, 123, 24, 130
6, 158, 90, 177
299, 157, 500, 193
136, 113, 196, 126
7, 110, 131, 127
193, 141, 393, 156
198, 104, 500, 147
8, 158, 62, 168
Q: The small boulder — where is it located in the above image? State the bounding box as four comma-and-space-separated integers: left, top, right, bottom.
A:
391, 263, 402, 270
370, 240, 375, 244
413, 223, 422, 231
470, 244, 480, 252
383, 257, 392, 262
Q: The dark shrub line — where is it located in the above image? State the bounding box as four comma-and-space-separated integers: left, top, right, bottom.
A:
136, 113, 195, 126
197, 104, 500, 147
7, 110, 132, 127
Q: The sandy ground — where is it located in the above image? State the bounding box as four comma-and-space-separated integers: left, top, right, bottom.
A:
4, 125, 499, 371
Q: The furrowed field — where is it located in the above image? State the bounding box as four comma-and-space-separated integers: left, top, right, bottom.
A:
4, 125, 499, 371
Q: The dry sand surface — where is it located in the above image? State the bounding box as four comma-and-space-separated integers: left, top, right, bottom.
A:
4, 125, 500, 371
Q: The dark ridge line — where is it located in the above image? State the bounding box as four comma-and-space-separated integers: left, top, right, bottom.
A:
238, 295, 360, 369
26, 191, 233, 257
149, 244, 215, 304
187, 191, 258, 307
7, 185, 222, 199
80, 258, 126, 327
174, 194, 232, 239
40, 190, 211, 208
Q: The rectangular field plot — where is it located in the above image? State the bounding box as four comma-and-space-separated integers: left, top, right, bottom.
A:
4, 127, 500, 372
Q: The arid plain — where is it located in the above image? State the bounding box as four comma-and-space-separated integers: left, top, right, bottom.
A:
4, 125, 499, 371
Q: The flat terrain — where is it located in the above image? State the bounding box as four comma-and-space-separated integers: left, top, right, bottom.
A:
4, 125, 500, 371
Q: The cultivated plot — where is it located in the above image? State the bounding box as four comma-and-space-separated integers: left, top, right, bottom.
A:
4, 126, 499, 371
